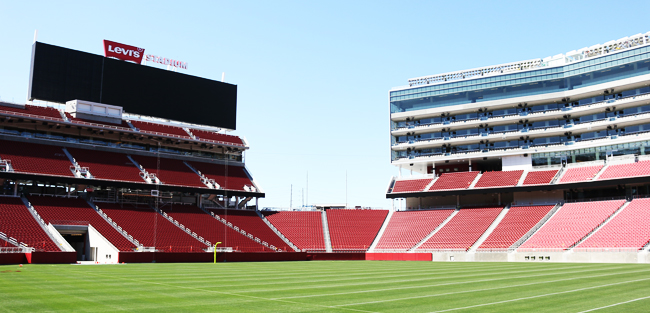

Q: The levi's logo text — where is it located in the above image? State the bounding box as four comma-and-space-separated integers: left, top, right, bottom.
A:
103, 40, 145, 64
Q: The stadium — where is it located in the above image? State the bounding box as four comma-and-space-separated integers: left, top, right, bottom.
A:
2, 26, 650, 311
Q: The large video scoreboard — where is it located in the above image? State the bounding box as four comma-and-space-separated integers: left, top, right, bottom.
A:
28, 42, 237, 130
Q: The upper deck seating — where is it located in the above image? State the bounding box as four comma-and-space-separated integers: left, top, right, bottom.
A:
0, 104, 63, 120
576, 198, 650, 250
478, 205, 555, 250
191, 129, 245, 146
559, 165, 603, 183
519, 200, 625, 250
428, 171, 479, 191
263, 211, 325, 251
326, 209, 388, 251
67, 148, 144, 183
208, 209, 289, 251
28, 196, 136, 251
598, 160, 650, 180
0, 140, 73, 177
131, 155, 205, 188
417, 206, 502, 251
97, 203, 206, 252
523, 170, 558, 185
474, 170, 523, 188
189, 162, 254, 191
161, 205, 270, 252
130, 120, 191, 138
375, 209, 454, 251
391, 178, 433, 193
0, 197, 60, 251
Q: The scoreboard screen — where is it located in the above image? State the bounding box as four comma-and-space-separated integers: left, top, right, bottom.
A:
28, 42, 237, 130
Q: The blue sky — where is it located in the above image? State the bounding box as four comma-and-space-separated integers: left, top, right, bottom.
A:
0, 1, 649, 209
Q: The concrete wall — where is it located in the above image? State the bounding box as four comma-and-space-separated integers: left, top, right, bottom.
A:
430, 251, 650, 264
87, 224, 120, 264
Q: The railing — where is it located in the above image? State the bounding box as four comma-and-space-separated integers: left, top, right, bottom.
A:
203, 208, 282, 251
572, 247, 642, 253
508, 203, 561, 252
0, 109, 63, 122
93, 205, 141, 248
158, 209, 211, 248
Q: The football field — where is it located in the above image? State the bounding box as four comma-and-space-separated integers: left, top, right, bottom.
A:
1, 261, 650, 312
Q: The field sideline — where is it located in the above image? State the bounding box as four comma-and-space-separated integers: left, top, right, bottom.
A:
1, 261, 650, 312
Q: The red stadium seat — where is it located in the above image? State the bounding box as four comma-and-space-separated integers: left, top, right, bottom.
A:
391, 178, 433, 193
519, 200, 625, 250
576, 198, 650, 250
264, 211, 325, 251
417, 206, 502, 251
327, 210, 388, 251
428, 171, 479, 191
97, 203, 207, 252
474, 170, 523, 188
0, 140, 74, 177
376, 209, 454, 251
0, 197, 60, 251
478, 205, 554, 250
29, 196, 136, 251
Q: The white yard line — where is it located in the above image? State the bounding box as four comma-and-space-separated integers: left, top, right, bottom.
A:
577, 295, 650, 313
332, 269, 650, 307
429, 277, 650, 312
70, 270, 379, 313
273, 265, 608, 299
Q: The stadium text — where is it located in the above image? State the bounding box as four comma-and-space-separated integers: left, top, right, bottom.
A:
103, 40, 145, 64
145, 54, 188, 70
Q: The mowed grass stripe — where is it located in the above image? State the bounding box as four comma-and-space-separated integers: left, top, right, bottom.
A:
428, 277, 650, 312
270, 265, 628, 299
341, 269, 650, 312
1, 262, 649, 313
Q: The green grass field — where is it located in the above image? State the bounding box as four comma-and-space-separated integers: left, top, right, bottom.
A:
1, 261, 650, 312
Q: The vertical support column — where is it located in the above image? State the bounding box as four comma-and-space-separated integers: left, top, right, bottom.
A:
498, 193, 501, 206
456, 195, 460, 208
469, 159, 472, 172
14, 181, 18, 197
419, 197, 421, 210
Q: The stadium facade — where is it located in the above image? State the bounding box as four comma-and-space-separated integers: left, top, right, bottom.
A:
388, 32, 650, 206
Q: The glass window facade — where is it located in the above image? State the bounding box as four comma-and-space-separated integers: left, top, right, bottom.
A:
391, 46, 650, 113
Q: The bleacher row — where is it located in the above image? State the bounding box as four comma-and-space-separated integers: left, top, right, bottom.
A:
0, 103, 245, 147
391, 160, 650, 193
0, 140, 254, 191
1, 196, 649, 254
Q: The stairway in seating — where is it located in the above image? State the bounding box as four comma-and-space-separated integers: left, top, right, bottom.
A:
20, 196, 67, 251
468, 205, 510, 252
158, 207, 211, 248
321, 210, 333, 252
509, 203, 562, 251
569, 200, 630, 250
184, 161, 219, 189
87, 200, 142, 248
468, 173, 482, 189
550, 167, 564, 184
62, 148, 93, 179
517, 171, 529, 186
127, 155, 160, 184
255, 210, 300, 252
409, 209, 459, 251
592, 164, 609, 180
368, 209, 394, 252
